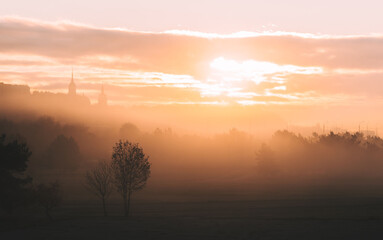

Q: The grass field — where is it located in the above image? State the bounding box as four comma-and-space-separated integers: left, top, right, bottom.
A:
2, 197, 383, 239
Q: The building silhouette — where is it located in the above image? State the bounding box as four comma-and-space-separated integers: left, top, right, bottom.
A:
0, 69, 113, 113
98, 84, 107, 106
68, 69, 76, 96
0, 82, 30, 97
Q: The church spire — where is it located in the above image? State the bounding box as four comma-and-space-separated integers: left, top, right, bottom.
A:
68, 67, 76, 96
98, 83, 107, 106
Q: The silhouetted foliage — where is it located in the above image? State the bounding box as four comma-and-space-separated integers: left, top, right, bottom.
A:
35, 181, 61, 220
111, 140, 151, 217
85, 160, 113, 216
119, 123, 141, 140
0, 117, 100, 171
43, 135, 82, 170
255, 144, 278, 176
0, 134, 32, 215
257, 131, 383, 181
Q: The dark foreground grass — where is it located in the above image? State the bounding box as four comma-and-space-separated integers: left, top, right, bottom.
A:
1, 198, 383, 239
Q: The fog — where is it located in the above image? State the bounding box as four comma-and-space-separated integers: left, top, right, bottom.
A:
2, 82, 383, 204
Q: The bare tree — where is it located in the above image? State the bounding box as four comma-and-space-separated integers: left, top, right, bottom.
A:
85, 160, 113, 216
111, 140, 151, 217
35, 181, 62, 220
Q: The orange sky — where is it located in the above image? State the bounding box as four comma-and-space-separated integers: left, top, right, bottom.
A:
1, 4, 383, 129
1, 17, 383, 106
2, 0, 383, 35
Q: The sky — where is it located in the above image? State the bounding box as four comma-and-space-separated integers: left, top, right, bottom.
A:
2, 0, 383, 34
1, 0, 383, 127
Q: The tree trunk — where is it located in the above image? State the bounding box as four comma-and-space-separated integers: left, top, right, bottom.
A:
123, 193, 128, 217
102, 197, 107, 217
127, 190, 131, 217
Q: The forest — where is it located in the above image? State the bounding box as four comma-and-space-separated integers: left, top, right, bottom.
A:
3, 116, 383, 220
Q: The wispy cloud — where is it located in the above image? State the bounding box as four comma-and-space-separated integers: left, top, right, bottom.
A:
1, 16, 383, 106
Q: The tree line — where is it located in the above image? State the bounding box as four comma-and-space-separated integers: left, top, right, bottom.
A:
255, 130, 383, 181
0, 134, 151, 219
5, 125, 383, 219
0, 134, 61, 219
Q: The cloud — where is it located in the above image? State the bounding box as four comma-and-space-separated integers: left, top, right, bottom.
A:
1, 16, 383, 107
2, 16, 383, 72
0, 16, 212, 77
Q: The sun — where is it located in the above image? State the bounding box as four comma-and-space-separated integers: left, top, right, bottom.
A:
192, 57, 323, 105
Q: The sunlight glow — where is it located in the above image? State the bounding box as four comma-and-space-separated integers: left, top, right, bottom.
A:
0, 56, 324, 106
210, 57, 322, 85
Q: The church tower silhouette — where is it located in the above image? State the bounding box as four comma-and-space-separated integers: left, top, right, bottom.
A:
98, 84, 107, 106
68, 68, 76, 96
